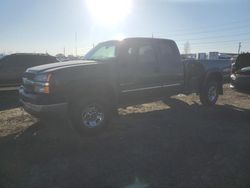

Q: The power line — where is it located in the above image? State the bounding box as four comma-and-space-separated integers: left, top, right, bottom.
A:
174, 32, 250, 42
138, 19, 250, 39
158, 18, 250, 34
156, 24, 250, 38
177, 39, 250, 46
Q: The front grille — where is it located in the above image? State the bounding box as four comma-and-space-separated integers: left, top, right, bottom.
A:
22, 72, 36, 93
23, 83, 35, 93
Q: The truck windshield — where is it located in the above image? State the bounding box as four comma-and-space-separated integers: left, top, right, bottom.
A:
84, 41, 118, 61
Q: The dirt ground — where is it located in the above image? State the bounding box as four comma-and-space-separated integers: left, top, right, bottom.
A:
0, 85, 250, 188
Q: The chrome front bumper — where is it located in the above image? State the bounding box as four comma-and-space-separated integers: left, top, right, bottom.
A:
20, 99, 68, 114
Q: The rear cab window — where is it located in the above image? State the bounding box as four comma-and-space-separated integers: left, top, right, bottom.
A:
155, 40, 180, 65
119, 39, 157, 65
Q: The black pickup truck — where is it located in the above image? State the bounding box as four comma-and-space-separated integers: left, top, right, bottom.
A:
20, 38, 225, 132
0, 53, 59, 91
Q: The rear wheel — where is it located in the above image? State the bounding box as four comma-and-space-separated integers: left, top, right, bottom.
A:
200, 80, 219, 106
70, 97, 111, 134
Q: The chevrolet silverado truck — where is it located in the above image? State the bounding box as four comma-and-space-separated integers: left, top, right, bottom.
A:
20, 38, 225, 133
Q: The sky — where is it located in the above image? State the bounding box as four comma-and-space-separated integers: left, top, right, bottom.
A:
0, 0, 250, 56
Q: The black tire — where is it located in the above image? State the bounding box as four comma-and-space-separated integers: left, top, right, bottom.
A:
200, 80, 219, 106
70, 97, 111, 135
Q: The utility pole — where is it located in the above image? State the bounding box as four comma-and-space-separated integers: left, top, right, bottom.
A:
75, 32, 78, 57
63, 47, 65, 56
184, 41, 191, 54
238, 42, 242, 54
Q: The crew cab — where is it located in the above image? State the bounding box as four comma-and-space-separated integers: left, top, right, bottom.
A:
20, 38, 225, 133
0, 53, 59, 91
230, 53, 250, 93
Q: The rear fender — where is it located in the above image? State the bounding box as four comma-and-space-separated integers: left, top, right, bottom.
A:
202, 70, 223, 94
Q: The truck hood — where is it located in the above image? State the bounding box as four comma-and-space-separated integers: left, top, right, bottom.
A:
26, 60, 99, 74
235, 53, 250, 71
237, 66, 250, 75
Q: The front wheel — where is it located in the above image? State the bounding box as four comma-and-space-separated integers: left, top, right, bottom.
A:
200, 80, 219, 106
70, 98, 111, 135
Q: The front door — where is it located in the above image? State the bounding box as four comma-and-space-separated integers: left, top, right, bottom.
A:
117, 39, 162, 104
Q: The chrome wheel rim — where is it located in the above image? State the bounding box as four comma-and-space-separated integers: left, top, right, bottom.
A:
208, 85, 217, 102
81, 104, 104, 128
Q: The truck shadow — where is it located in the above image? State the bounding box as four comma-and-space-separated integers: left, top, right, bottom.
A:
0, 98, 250, 188
161, 97, 250, 122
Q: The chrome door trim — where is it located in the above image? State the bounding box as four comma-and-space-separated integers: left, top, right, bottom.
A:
121, 83, 181, 93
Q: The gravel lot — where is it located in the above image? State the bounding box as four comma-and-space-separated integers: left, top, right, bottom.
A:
0, 85, 250, 188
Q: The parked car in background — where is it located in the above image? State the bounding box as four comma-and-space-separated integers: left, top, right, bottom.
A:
230, 53, 250, 93
20, 38, 227, 133
0, 53, 59, 91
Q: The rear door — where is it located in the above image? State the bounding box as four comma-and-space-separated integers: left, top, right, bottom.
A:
154, 40, 184, 94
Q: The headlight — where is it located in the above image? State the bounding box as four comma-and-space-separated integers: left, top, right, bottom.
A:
34, 73, 52, 82
34, 82, 50, 94
33, 73, 52, 94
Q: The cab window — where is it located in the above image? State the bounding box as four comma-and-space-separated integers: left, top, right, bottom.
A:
85, 42, 118, 61
138, 44, 156, 63
119, 41, 156, 64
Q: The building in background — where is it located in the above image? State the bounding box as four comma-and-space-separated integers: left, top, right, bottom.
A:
181, 53, 197, 60
219, 53, 238, 60
55, 53, 84, 61
198, 53, 207, 60
181, 52, 238, 61
209, 52, 219, 60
